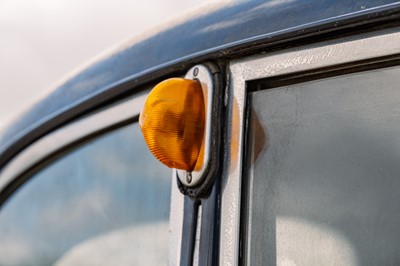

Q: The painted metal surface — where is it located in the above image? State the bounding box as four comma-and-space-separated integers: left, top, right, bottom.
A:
175, 63, 223, 199
1, 0, 400, 170
176, 65, 215, 188
168, 175, 185, 266
223, 29, 400, 266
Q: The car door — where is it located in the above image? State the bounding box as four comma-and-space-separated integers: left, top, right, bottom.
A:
219, 28, 400, 265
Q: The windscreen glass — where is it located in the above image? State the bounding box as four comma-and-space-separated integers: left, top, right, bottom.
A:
0, 123, 171, 266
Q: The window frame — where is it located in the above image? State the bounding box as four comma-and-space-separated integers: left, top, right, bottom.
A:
220, 27, 400, 265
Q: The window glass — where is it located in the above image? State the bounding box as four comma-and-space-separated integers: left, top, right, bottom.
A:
0, 123, 171, 266
245, 66, 400, 265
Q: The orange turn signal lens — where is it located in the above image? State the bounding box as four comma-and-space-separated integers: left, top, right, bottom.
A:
139, 78, 205, 171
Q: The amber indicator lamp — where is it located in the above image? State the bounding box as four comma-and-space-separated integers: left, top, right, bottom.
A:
139, 78, 205, 171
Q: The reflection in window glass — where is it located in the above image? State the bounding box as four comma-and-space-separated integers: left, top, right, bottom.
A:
245, 66, 400, 265
0, 123, 171, 266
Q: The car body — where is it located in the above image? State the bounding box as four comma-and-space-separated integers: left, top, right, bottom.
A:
1, 0, 400, 265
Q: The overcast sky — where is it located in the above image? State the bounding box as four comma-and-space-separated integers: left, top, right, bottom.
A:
0, 0, 215, 128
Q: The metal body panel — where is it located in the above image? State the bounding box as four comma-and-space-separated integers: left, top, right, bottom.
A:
176, 65, 216, 188
223, 28, 400, 266
1, 1, 400, 170
169, 176, 185, 266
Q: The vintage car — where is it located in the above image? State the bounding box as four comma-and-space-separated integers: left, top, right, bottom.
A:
1, 0, 400, 265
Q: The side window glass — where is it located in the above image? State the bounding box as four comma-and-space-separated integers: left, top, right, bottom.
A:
0, 123, 171, 265
245, 66, 400, 265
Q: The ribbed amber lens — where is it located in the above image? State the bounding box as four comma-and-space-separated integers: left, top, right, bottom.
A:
139, 78, 205, 171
